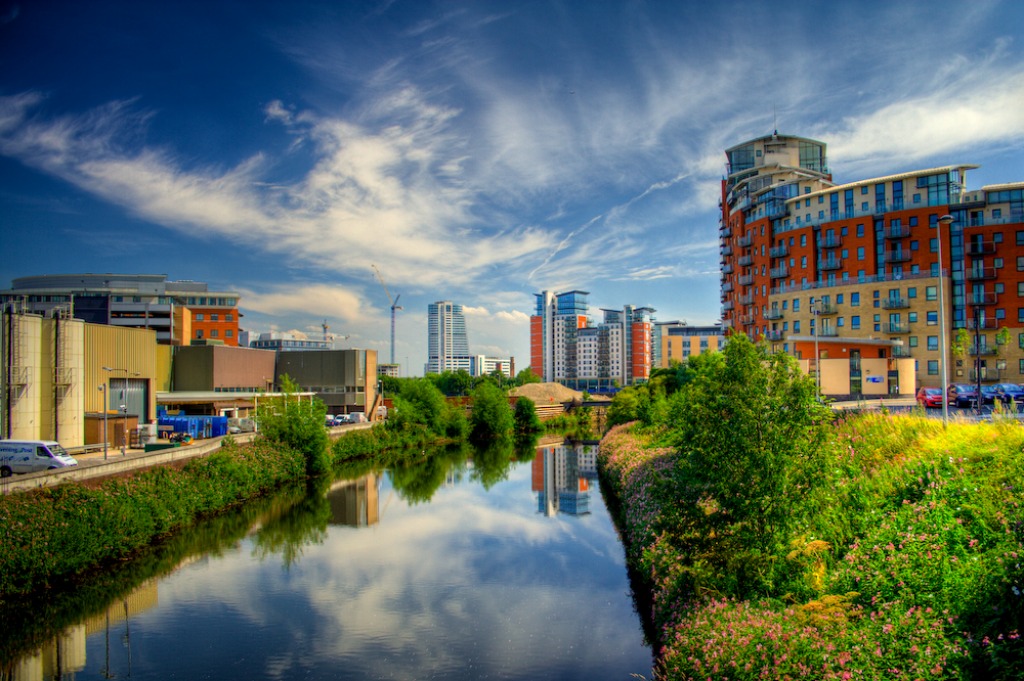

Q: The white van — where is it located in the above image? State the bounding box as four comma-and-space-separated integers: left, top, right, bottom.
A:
0, 440, 79, 477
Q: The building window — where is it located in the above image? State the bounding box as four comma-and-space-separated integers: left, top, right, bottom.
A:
211, 330, 219, 338
927, 311, 938, 325
793, 299, 800, 312
926, 286, 937, 301
928, 360, 938, 375
927, 336, 938, 351
211, 313, 219, 321
195, 313, 204, 321
1017, 256, 1024, 271
226, 314, 233, 321
851, 315, 860, 329
196, 330, 204, 339
909, 336, 918, 347
908, 287, 917, 298
851, 292, 860, 306
909, 312, 918, 323
1020, 358, 1024, 374
793, 321, 801, 333
226, 330, 234, 338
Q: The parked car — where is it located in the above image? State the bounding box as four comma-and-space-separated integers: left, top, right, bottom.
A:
916, 387, 945, 409
325, 415, 337, 427
994, 383, 1024, 404
333, 414, 352, 425
979, 385, 1001, 405
947, 384, 979, 408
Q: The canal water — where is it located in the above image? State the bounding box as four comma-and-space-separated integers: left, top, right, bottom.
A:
2, 440, 653, 680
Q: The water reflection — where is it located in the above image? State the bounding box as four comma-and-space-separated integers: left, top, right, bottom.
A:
534, 441, 599, 516
3, 439, 652, 680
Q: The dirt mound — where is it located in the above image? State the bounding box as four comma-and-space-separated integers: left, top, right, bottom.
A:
511, 382, 591, 404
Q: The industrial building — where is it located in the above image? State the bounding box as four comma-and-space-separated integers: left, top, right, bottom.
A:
719, 131, 1023, 396
1, 304, 381, 449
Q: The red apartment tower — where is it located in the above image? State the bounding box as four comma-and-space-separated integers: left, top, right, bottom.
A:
720, 132, 1024, 393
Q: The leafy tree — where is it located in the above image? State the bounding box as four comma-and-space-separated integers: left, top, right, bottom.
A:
469, 381, 514, 442
257, 374, 331, 477
607, 385, 641, 426
661, 334, 834, 594
515, 368, 542, 386
513, 396, 543, 435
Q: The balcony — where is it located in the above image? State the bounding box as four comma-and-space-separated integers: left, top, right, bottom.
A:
764, 330, 785, 341
765, 308, 784, 320
720, 225, 732, 238
820, 236, 843, 248
884, 250, 911, 263
738, 234, 754, 248
966, 241, 996, 256
770, 266, 789, 279
966, 317, 997, 330
884, 323, 910, 334
967, 266, 997, 281
739, 314, 756, 326
738, 293, 755, 305
769, 244, 789, 258
814, 302, 838, 315
722, 301, 735, 311
970, 345, 998, 357
881, 297, 909, 310
816, 327, 840, 337
722, 281, 734, 293
738, 274, 755, 286
720, 245, 733, 257
722, 264, 734, 274
970, 292, 997, 306
885, 225, 911, 239
738, 254, 754, 267
892, 347, 913, 358
970, 367, 1002, 382
819, 259, 843, 271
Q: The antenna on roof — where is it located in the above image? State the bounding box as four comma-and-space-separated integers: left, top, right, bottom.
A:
772, 103, 778, 137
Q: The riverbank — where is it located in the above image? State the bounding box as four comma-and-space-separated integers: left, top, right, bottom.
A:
598, 412, 1024, 679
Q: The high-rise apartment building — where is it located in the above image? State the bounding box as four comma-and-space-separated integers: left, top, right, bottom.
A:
531, 290, 654, 391
426, 301, 469, 374
425, 300, 514, 377
720, 132, 1024, 392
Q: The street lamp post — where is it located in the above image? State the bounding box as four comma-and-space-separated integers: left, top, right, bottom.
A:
98, 385, 108, 460
812, 300, 820, 395
937, 214, 954, 426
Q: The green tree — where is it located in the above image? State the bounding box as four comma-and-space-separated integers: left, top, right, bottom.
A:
513, 396, 543, 435
469, 381, 514, 442
514, 368, 542, 386
607, 385, 641, 426
257, 374, 331, 477
661, 334, 833, 593
389, 378, 447, 431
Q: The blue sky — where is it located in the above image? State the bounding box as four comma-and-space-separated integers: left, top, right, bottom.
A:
1, 1, 1022, 375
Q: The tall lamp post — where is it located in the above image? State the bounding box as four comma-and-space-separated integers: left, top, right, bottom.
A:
98, 385, 109, 460
937, 214, 954, 426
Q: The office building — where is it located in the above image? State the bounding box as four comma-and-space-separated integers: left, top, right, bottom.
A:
249, 330, 331, 352
1, 274, 240, 346
654, 322, 725, 368
719, 131, 1024, 393
531, 290, 654, 391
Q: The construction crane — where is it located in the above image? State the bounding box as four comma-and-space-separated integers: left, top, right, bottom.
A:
321, 320, 350, 345
371, 264, 402, 364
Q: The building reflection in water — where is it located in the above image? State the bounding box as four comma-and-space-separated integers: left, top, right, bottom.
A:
6, 579, 158, 681
532, 441, 598, 517
326, 473, 381, 527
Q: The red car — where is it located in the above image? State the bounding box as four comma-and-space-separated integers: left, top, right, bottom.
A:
916, 387, 945, 408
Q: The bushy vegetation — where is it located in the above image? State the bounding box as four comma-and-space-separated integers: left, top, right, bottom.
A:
257, 374, 330, 476
0, 438, 305, 599
599, 335, 1024, 679
470, 380, 514, 442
